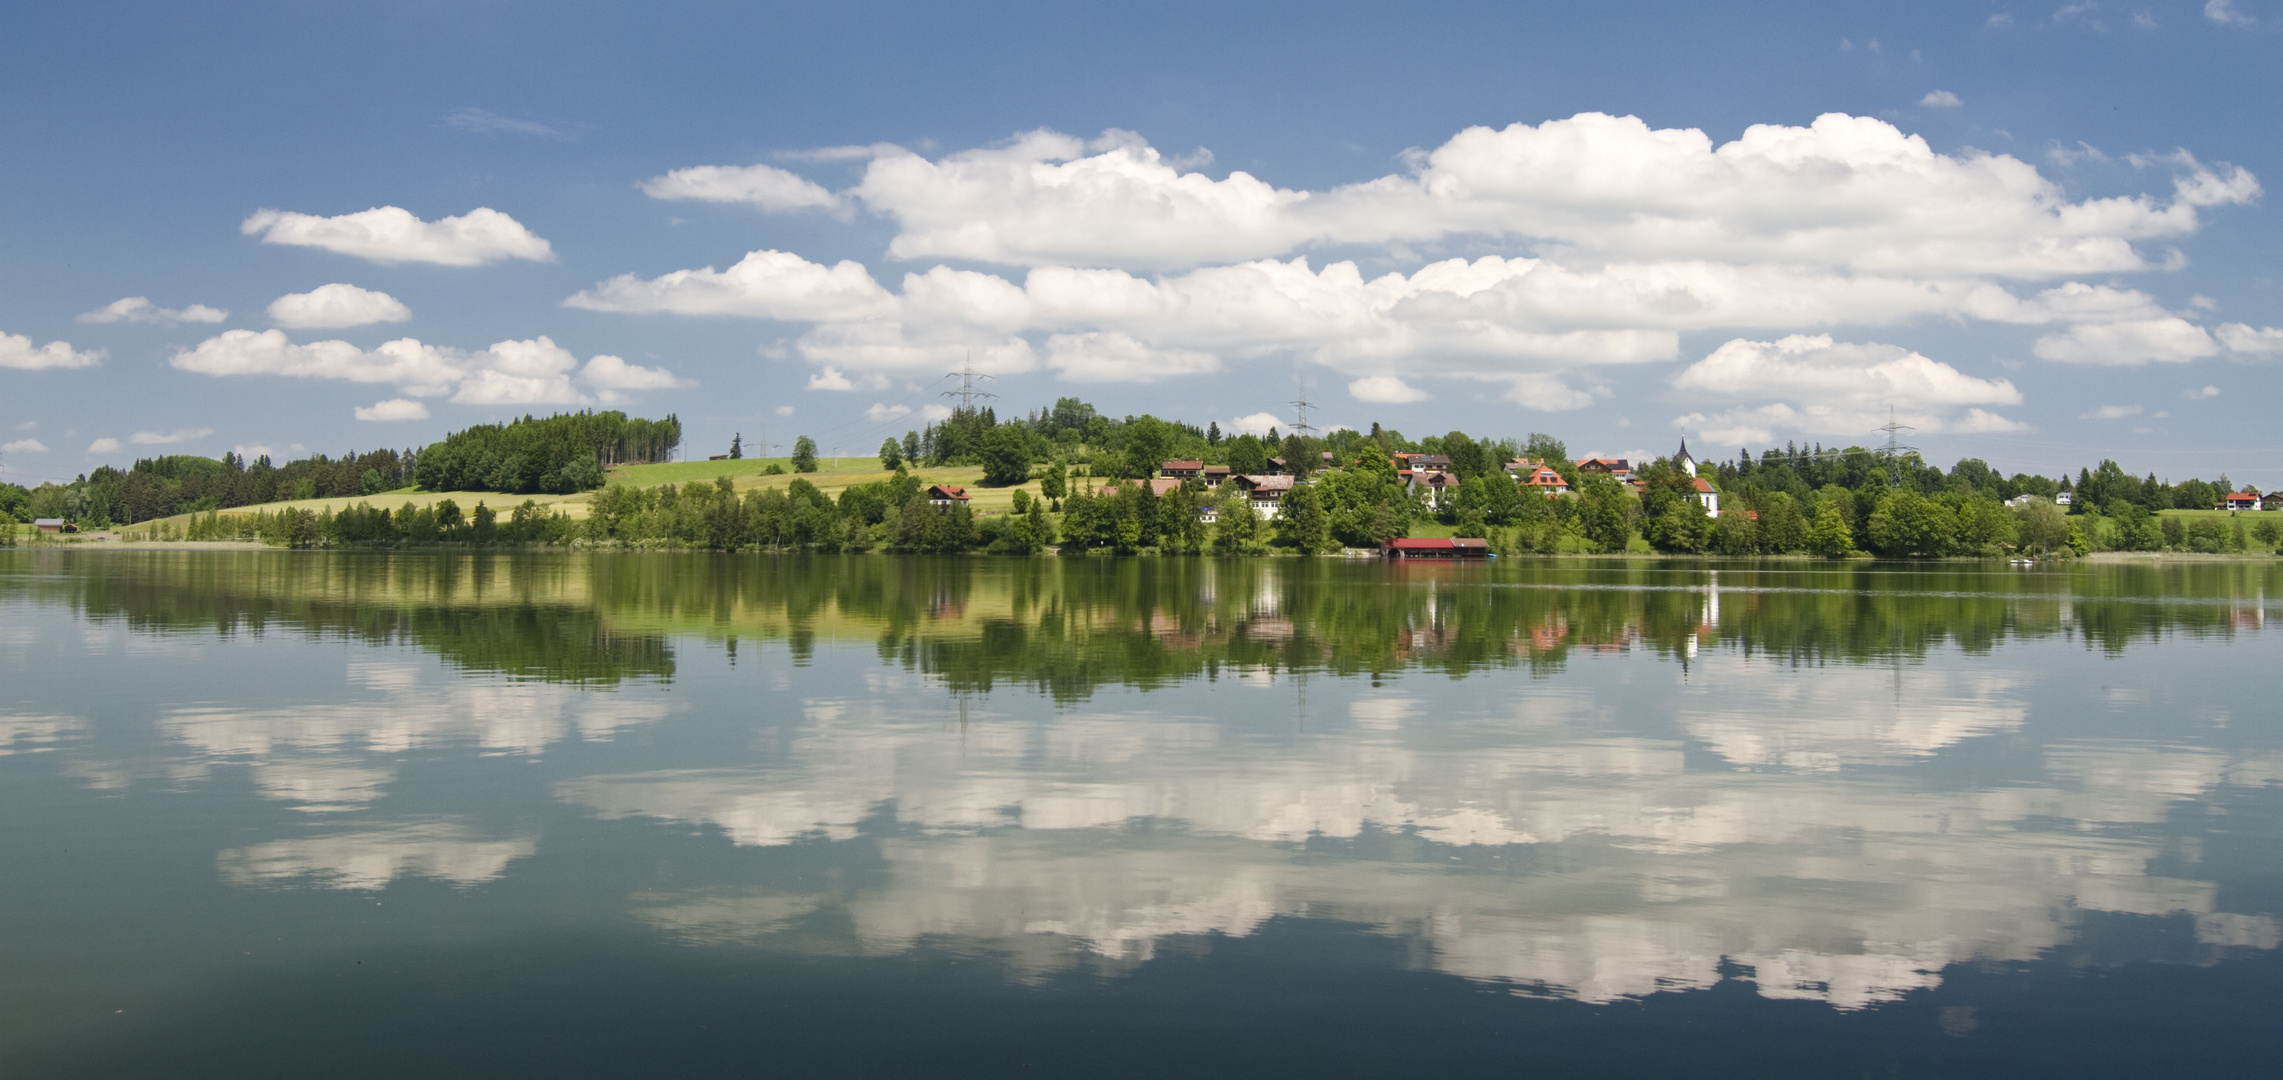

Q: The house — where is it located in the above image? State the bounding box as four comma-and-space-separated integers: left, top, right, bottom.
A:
2220, 492, 2259, 511
926, 484, 970, 512
2264, 492, 2283, 511
1383, 537, 1492, 559
1511, 462, 1569, 496
1159, 460, 1204, 480
32, 518, 68, 535
1264, 456, 1289, 475
1202, 465, 1232, 487
1392, 453, 1451, 471
1689, 477, 1721, 519
2055, 492, 2074, 506
1232, 474, 1293, 515
1399, 469, 1458, 507
1575, 458, 1634, 483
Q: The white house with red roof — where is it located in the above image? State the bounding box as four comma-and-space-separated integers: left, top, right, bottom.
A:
927, 484, 970, 511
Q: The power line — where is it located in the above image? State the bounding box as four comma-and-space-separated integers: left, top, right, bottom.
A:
941, 352, 997, 413
1873, 405, 1918, 489
1289, 378, 1317, 438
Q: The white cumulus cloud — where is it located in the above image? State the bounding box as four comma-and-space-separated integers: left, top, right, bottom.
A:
0, 331, 105, 370
170, 330, 687, 407
1044, 332, 1220, 383
355, 399, 431, 422
87, 438, 123, 454
2080, 404, 2145, 420
77, 297, 227, 325
565, 249, 895, 320
130, 428, 213, 446
241, 206, 555, 266
1348, 375, 1429, 403
864, 403, 913, 423
2216, 323, 2283, 356
1671, 335, 2025, 444
1920, 90, 1963, 107
2205, 0, 2255, 26
585, 112, 2263, 395
2032, 318, 2220, 365
267, 284, 413, 329
640, 163, 843, 213
1226, 412, 1284, 437
2, 438, 47, 454
833, 113, 2251, 276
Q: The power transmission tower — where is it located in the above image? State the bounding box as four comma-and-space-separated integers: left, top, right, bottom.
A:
942, 352, 997, 413
1289, 378, 1317, 437
1873, 405, 1918, 489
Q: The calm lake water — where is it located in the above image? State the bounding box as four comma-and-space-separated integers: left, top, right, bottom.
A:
3, 550, 2280, 1078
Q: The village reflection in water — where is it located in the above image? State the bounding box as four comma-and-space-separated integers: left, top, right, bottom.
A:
3, 550, 2280, 1021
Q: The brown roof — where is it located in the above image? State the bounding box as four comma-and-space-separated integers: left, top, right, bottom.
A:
1161, 460, 1204, 471
1236, 474, 1293, 492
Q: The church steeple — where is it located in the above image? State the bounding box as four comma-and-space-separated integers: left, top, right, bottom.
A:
1675, 436, 1696, 477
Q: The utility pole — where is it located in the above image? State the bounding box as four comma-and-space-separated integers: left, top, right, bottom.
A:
942, 352, 997, 413
1874, 405, 1918, 489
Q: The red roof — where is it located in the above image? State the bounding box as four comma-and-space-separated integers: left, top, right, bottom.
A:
1692, 477, 1716, 493
928, 484, 969, 500
1384, 538, 1487, 550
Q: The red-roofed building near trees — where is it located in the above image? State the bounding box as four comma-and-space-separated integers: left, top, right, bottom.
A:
927, 484, 970, 512
1383, 538, 1491, 559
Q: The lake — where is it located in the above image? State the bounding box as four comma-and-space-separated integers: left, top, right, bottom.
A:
3, 550, 2279, 1078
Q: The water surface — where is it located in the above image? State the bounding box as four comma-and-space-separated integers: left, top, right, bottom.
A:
3, 551, 2280, 1077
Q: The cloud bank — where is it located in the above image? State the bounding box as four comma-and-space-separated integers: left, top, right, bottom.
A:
170, 330, 688, 412
242, 206, 555, 266
578, 112, 2273, 429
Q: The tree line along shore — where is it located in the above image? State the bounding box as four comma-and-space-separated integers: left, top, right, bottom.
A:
4, 400, 2277, 557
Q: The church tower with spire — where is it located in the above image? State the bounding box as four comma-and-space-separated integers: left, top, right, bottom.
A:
1675, 437, 1697, 477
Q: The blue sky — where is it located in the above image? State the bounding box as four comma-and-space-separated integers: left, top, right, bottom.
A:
3, 0, 2278, 487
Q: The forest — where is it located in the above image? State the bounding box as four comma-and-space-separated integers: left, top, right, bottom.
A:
1, 410, 678, 528
5, 395, 2274, 559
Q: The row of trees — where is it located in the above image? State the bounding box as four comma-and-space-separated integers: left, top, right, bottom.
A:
1, 449, 413, 528
4, 410, 683, 529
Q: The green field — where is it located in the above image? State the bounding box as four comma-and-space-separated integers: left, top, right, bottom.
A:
2158, 508, 2274, 521
610, 458, 1046, 514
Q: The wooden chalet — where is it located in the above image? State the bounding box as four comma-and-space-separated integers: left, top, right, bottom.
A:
1392, 453, 1451, 471
1383, 537, 1491, 559
926, 484, 970, 512
1159, 460, 1205, 480
1233, 474, 1293, 515
1202, 465, 1232, 487
33, 518, 69, 535
1575, 458, 1634, 483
